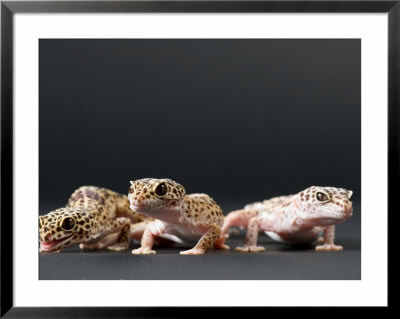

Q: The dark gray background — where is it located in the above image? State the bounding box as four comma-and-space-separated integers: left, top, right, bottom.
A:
39, 39, 361, 280
39, 39, 360, 205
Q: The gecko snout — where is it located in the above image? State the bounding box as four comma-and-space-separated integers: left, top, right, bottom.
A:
129, 194, 146, 209
347, 190, 353, 200
134, 195, 145, 205
345, 203, 353, 216
344, 190, 353, 216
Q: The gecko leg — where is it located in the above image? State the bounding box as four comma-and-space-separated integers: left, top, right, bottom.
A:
214, 209, 258, 250
132, 220, 165, 255
235, 217, 266, 252
107, 221, 131, 251
130, 219, 153, 241
181, 224, 221, 255
79, 217, 131, 251
315, 225, 343, 251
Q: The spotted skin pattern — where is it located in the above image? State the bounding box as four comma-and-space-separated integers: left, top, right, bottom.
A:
216, 186, 353, 252
128, 178, 225, 255
39, 186, 147, 253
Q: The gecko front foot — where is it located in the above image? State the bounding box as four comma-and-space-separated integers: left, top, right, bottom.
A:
315, 244, 343, 251
79, 243, 101, 250
180, 248, 205, 255
235, 245, 266, 253
132, 247, 156, 255
107, 242, 129, 252
39, 248, 61, 253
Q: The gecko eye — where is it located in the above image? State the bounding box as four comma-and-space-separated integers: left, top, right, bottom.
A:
129, 185, 134, 194
60, 217, 76, 231
154, 182, 168, 197
316, 191, 330, 202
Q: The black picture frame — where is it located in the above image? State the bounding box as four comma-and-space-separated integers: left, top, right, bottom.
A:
1, 0, 395, 317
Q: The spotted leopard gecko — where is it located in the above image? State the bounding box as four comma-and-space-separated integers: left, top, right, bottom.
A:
128, 178, 226, 255
39, 186, 146, 252
215, 186, 353, 252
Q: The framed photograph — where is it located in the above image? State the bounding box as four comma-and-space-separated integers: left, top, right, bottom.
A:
1, 0, 394, 316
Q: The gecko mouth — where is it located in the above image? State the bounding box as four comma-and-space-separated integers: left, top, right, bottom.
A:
130, 204, 146, 212
307, 207, 352, 225
40, 234, 74, 252
130, 203, 156, 212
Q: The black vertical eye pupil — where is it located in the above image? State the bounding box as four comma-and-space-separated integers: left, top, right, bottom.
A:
61, 217, 75, 231
316, 192, 328, 202
155, 183, 167, 196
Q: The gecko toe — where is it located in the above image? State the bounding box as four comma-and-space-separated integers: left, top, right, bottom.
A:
132, 248, 156, 255
315, 244, 343, 251
180, 248, 205, 255
235, 245, 265, 253
107, 243, 129, 251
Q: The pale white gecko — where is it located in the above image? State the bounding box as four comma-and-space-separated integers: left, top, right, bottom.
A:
215, 186, 353, 252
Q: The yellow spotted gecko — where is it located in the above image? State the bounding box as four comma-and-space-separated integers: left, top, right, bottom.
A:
39, 186, 146, 252
128, 178, 226, 255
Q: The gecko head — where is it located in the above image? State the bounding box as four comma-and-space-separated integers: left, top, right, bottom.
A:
293, 186, 353, 226
39, 207, 92, 252
128, 178, 186, 215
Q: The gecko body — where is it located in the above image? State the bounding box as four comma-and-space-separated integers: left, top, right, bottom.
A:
128, 178, 225, 255
39, 186, 146, 252
216, 186, 353, 252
